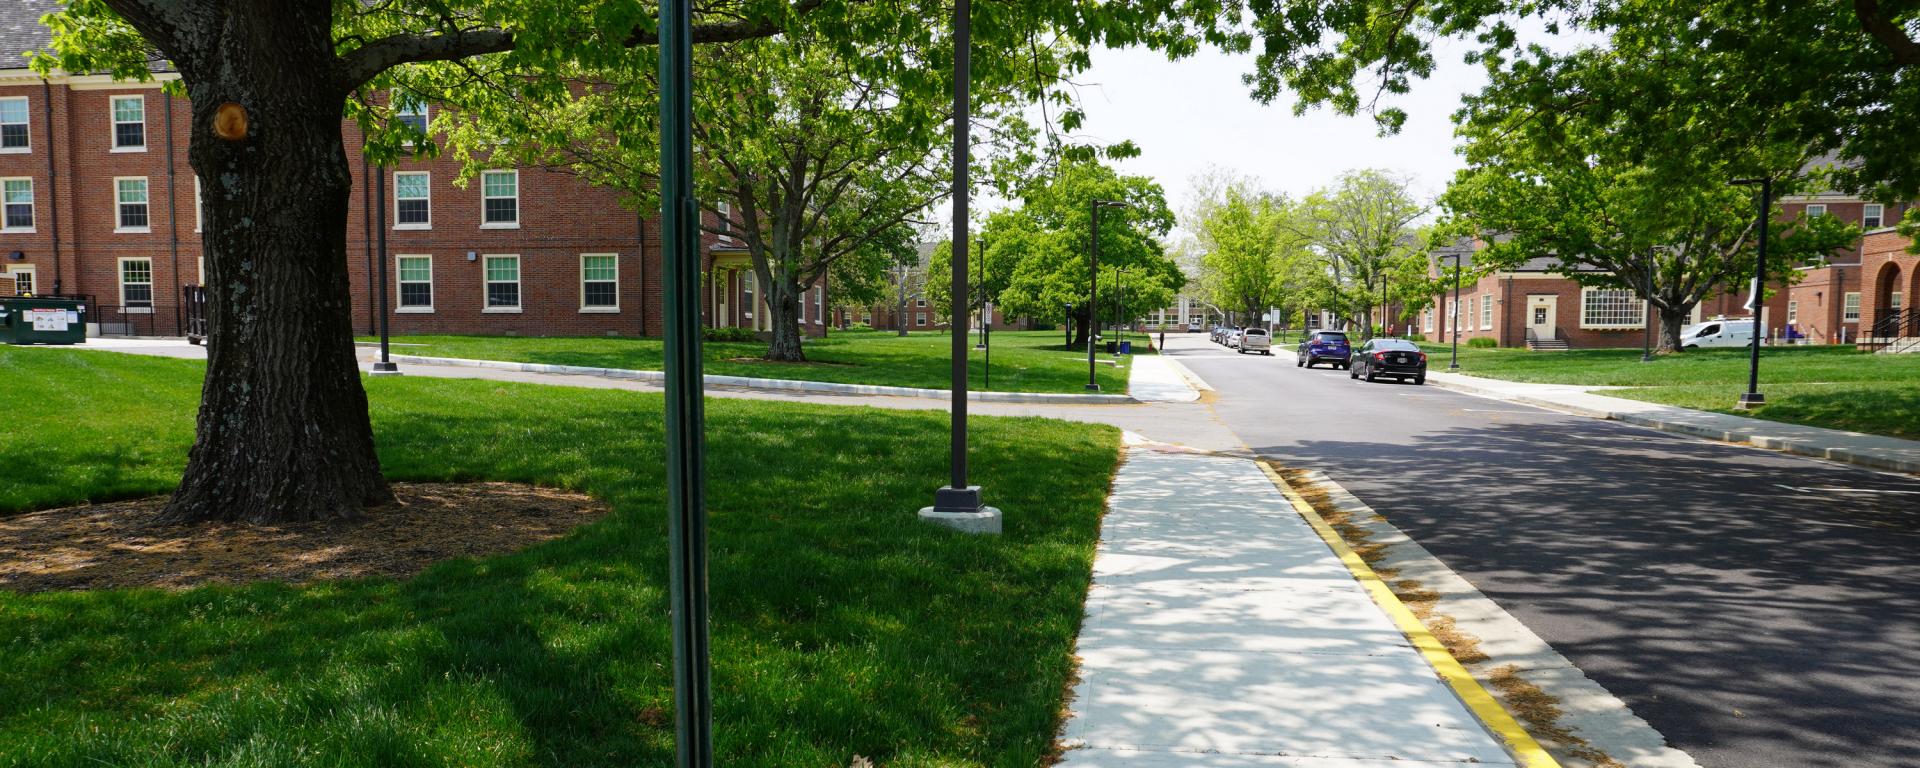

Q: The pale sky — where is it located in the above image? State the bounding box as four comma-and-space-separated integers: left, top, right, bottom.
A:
1070, 40, 1490, 218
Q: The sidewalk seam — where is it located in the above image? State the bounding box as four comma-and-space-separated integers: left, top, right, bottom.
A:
1256, 462, 1562, 768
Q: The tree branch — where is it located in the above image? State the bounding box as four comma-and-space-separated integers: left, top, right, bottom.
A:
1855, 0, 1920, 68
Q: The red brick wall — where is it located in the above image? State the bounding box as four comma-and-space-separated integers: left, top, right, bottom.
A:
1860, 230, 1918, 337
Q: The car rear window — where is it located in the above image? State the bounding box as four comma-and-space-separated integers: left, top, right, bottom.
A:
1314, 332, 1347, 342
1243, 328, 1267, 336
1375, 340, 1420, 351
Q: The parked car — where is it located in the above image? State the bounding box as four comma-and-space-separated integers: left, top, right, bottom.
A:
1238, 327, 1272, 355
1188, 320, 1203, 332
1296, 330, 1352, 369
1214, 326, 1231, 344
1225, 328, 1244, 348
1679, 319, 1757, 349
1349, 338, 1428, 384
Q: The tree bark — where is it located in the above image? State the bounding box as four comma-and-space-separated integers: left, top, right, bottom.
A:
1659, 306, 1690, 353
764, 282, 807, 362
155, 2, 392, 524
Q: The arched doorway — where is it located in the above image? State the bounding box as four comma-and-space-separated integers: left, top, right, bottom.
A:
1907, 259, 1920, 336
1873, 261, 1902, 337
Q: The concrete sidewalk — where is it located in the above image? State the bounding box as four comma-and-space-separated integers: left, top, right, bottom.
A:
1058, 446, 1540, 767
1426, 370, 1920, 475
1127, 354, 1204, 403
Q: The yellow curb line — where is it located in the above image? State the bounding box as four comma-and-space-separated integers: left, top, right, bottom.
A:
1257, 462, 1561, 768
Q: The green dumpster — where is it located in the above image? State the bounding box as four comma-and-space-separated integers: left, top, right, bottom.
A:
0, 296, 88, 345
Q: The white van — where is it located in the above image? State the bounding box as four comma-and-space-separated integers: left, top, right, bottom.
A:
1237, 327, 1272, 355
1679, 319, 1757, 349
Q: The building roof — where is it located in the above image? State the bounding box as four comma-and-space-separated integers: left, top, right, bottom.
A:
2, 1, 61, 71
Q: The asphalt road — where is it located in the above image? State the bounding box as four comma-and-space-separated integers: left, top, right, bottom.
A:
1163, 334, 1920, 768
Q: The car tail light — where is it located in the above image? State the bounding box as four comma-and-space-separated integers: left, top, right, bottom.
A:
1416, 352, 1427, 362
1374, 352, 1390, 361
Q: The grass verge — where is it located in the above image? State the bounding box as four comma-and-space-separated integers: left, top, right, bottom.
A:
1416, 343, 1920, 440
364, 329, 1143, 394
0, 348, 1120, 767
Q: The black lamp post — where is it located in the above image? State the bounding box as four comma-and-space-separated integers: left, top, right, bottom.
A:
1731, 177, 1771, 409
1087, 199, 1128, 389
1444, 252, 1463, 370
1640, 255, 1655, 363
370, 165, 399, 376
659, 0, 714, 763
918, 0, 998, 534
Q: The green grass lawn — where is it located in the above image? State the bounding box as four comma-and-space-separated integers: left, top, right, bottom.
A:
1415, 343, 1920, 439
0, 348, 1120, 767
361, 328, 1144, 394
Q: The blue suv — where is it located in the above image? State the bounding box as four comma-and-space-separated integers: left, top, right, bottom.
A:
1296, 330, 1352, 369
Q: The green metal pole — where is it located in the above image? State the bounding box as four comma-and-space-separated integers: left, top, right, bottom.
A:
659, 0, 714, 763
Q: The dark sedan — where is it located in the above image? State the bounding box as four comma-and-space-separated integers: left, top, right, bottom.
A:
1349, 338, 1428, 384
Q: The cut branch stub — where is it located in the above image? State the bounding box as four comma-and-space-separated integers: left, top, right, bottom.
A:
213, 103, 249, 141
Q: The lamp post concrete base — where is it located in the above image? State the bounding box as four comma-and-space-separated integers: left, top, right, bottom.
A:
918, 485, 1002, 535
369, 362, 403, 377
1735, 392, 1766, 410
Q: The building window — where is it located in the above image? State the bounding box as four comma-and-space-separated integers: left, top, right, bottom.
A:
393, 91, 429, 137
483, 255, 521, 311
481, 170, 518, 227
581, 253, 619, 310
1863, 203, 1885, 229
1424, 308, 1434, 332
0, 97, 28, 152
916, 312, 927, 326
1844, 292, 1861, 322
915, 297, 926, 307
394, 171, 430, 228
1580, 288, 1646, 328
193, 176, 204, 232
111, 95, 145, 150
120, 258, 153, 311
742, 271, 755, 318
1894, 292, 1905, 313
715, 200, 732, 239
1786, 300, 1798, 326
815, 286, 824, 324
862, 312, 872, 325
2, 179, 32, 231
396, 255, 433, 311
115, 177, 150, 232
6, 266, 35, 295
1481, 294, 1493, 330
1805, 203, 1826, 219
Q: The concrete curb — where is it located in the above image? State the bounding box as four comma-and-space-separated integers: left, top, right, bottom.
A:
1426, 375, 1920, 475
381, 354, 1139, 405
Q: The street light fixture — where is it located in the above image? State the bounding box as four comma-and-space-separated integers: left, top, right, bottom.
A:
369, 164, 399, 377
918, 0, 1000, 534
1730, 177, 1771, 409
1443, 252, 1464, 370
1087, 199, 1129, 390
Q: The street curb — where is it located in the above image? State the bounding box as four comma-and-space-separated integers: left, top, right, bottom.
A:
379, 354, 1140, 404
1425, 375, 1920, 475
1257, 462, 1563, 768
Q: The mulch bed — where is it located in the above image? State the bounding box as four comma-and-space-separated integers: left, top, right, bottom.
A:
0, 483, 608, 593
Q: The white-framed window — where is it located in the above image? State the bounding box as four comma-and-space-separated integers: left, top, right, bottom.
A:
481, 170, 518, 227
797, 288, 806, 323
5, 265, 35, 295
1894, 292, 1905, 313
1787, 300, 1799, 325
1805, 203, 1827, 219
1465, 297, 1475, 329
1844, 292, 1861, 322
394, 171, 430, 229
742, 271, 755, 318
392, 90, 429, 137
1423, 308, 1434, 332
814, 285, 824, 324
0, 97, 28, 152
915, 296, 926, 307
396, 255, 433, 312
2, 178, 33, 231
581, 253, 619, 311
483, 254, 521, 311
119, 257, 153, 312
1863, 203, 1885, 229
193, 176, 203, 232
110, 95, 146, 151
916, 312, 927, 326
1579, 288, 1646, 328
1481, 294, 1493, 330
115, 176, 150, 232
715, 200, 732, 240
862, 312, 872, 325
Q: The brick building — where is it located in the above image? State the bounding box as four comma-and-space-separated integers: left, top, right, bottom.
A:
0, 4, 828, 340
1425, 195, 1913, 349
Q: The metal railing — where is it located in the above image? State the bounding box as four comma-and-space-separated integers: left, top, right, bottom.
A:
182, 285, 209, 343
90, 303, 162, 337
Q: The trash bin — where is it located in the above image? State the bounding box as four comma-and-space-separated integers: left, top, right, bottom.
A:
1119, 340, 1133, 355
0, 296, 88, 345
1106, 340, 1119, 354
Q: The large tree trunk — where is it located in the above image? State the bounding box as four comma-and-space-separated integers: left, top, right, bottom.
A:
765, 283, 807, 362
158, 4, 392, 524
1659, 306, 1690, 353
